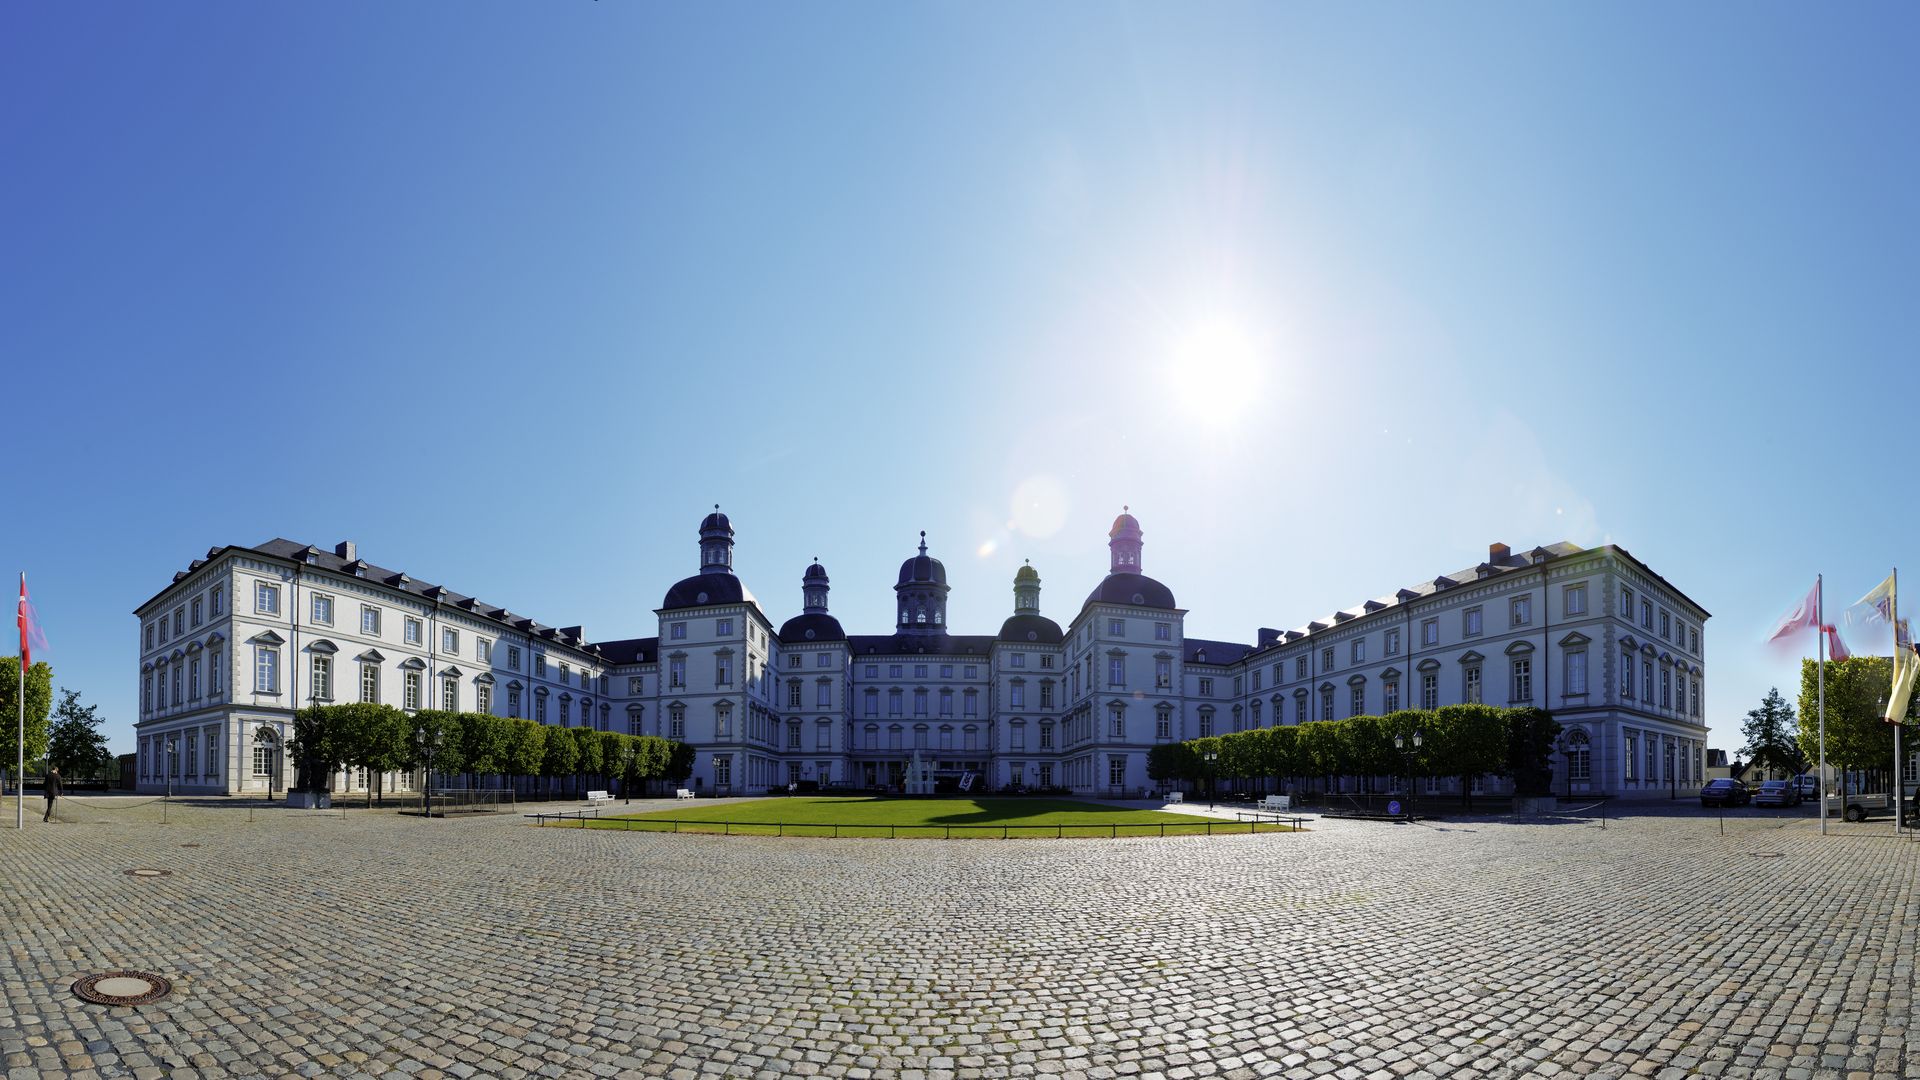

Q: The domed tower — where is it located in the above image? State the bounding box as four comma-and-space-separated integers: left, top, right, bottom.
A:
1013, 560, 1041, 613
698, 505, 734, 575
999, 560, 1064, 644
895, 531, 950, 634
1109, 506, 1143, 572
801, 559, 829, 612
780, 559, 846, 644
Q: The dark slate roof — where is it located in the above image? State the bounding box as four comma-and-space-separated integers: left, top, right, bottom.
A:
896, 553, 948, 586
1270, 540, 1591, 643
847, 634, 997, 657
701, 510, 731, 532
1081, 572, 1177, 614
996, 613, 1064, 644
201, 539, 601, 653
590, 637, 659, 665
1184, 638, 1253, 665
778, 612, 847, 645
661, 572, 761, 612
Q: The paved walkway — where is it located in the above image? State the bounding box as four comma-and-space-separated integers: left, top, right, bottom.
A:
2, 799, 1915, 1079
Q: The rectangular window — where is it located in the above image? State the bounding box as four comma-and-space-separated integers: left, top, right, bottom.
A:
1321, 647, 1334, 672
189, 659, 200, 700
361, 605, 380, 636
1039, 683, 1053, 708
477, 638, 491, 664
191, 599, 202, 627
210, 650, 222, 693
1010, 683, 1025, 708
1108, 657, 1125, 686
813, 681, 833, 708
404, 617, 421, 645
442, 678, 458, 711
889, 689, 903, 716
1690, 627, 1699, 654
669, 708, 684, 739
1421, 618, 1438, 647
1040, 655, 1054, 669
864, 690, 878, 717
1198, 712, 1212, 737
1625, 733, 1639, 781
441, 627, 458, 655
1464, 666, 1482, 704
940, 664, 954, 679
1156, 711, 1171, 739
535, 693, 548, 722
535, 654, 547, 677
914, 665, 928, 678
716, 656, 733, 687
889, 664, 903, 678
865, 664, 878, 677
1351, 639, 1366, 664
312, 594, 334, 626
1511, 595, 1531, 627
1564, 584, 1586, 616
1155, 659, 1171, 688
211, 585, 224, 615
1383, 680, 1399, 712
1643, 660, 1654, 703
1296, 657, 1308, 679
253, 742, 274, 778
1510, 658, 1531, 702
311, 655, 332, 701
146, 624, 155, 649
716, 618, 733, 635
914, 689, 928, 716
1320, 688, 1333, 722
1251, 670, 1262, 691
1622, 649, 1635, 698
1563, 650, 1588, 695
1464, 607, 1483, 637
255, 582, 280, 615
1039, 724, 1053, 749
817, 722, 830, 750
964, 689, 979, 716
254, 647, 279, 693
559, 663, 570, 685
668, 658, 685, 688
788, 655, 802, 669
939, 689, 954, 716
1691, 679, 1701, 717
174, 607, 184, 635
508, 687, 522, 718
505, 645, 520, 671
1108, 619, 1125, 636
1011, 653, 1026, 669
714, 755, 731, 787
819, 653, 834, 669
670, 622, 687, 640
404, 671, 421, 710
1641, 600, 1653, 629
1109, 756, 1126, 787
1660, 667, 1672, 709
477, 683, 491, 714
361, 662, 379, 704
1350, 684, 1365, 717
1385, 629, 1400, 656
1108, 707, 1125, 737
1198, 677, 1213, 696
628, 676, 643, 695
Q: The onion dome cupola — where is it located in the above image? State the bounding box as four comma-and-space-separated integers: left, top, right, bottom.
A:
999, 559, 1064, 644
894, 531, 951, 634
662, 506, 757, 610
780, 558, 846, 644
1084, 506, 1177, 611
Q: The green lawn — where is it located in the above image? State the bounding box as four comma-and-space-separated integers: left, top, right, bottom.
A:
539, 795, 1298, 838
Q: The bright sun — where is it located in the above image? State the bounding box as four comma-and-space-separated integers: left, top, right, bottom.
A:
1167, 319, 1267, 419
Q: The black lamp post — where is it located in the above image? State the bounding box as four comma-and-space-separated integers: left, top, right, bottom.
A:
1393, 730, 1423, 821
1203, 749, 1219, 808
166, 738, 177, 800
416, 724, 440, 818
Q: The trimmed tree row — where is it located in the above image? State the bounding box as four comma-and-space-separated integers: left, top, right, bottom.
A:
1145, 704, 1561, 804
290, 703, 694, 805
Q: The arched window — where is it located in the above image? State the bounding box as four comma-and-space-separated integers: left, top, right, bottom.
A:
1567, 727, 1592, 782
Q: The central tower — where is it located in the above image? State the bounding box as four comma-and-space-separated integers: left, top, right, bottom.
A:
894, 531, 950, 634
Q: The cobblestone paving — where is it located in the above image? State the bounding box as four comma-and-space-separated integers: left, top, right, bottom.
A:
3, 798, 1916, 1079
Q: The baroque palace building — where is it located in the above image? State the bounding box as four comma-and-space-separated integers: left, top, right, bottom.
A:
133, 509, 1710, 800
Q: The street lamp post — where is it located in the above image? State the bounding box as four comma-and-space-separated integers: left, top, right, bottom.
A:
1203, 750, 1219, 809
1393, 730, 1424, 822
166, 739, 177, 801
416, 725, 439, 819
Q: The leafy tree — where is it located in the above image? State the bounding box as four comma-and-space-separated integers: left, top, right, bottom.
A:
503, 719, 547, 791
1219, 728, 1266, 787
0, 658, 54, 796
1335, 715, 1393, 792
665, 740, 696, 785
1294, 722, 1342, 793
1503, 706, 1560, 796
456, 711, 510, 784
290, 705, 345, 792
569, 727, 603, 797
598, 731, 630, 794
541, 724, 579, 799
1147, 742, 1197, 787
408, 710, 467, 787
45, 688, 113, 778
1741, 687, 1802, 778
1799, 657, 1904, 801
328, 703, 411, 806
1262, 724, 1301, 789
1424, 705, 1511, 805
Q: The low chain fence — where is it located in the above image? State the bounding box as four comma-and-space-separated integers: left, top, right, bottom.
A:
529, 808, 1305, 838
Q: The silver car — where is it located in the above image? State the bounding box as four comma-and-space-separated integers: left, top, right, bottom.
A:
1753, 779, 1801, 807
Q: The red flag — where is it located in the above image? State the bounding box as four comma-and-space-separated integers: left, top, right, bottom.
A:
1769, 580, 1820, 643
16, 573, 48, 670
1823, 625, 1851, 662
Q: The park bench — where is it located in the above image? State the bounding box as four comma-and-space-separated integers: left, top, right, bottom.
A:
586, 790, 613, 804
675, 788, 696, 800
1166, 791, 1185, 804
1261, 795, 1292, 812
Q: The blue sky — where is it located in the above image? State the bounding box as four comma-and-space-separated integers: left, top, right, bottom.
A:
4, 4, 1916, 755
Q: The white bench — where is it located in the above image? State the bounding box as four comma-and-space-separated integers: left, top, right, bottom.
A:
586, 790, 613, 804
1166, 791, 1185, 804
675, 788, 695, 800
1262, 795, 1292, 812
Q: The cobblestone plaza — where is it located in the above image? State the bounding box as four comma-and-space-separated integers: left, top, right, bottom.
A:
4, 800, 1916, 1080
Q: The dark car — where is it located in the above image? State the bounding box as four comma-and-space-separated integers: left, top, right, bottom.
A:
1753, 779, 1800, 808
1701, 778, 1751, 807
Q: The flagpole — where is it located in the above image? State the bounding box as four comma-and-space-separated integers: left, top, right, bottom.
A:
16, 572, 24, 831
1894, 567, 1903, 837
1818, 573, 1828, 836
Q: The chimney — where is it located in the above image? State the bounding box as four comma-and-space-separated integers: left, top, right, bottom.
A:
1257, 627, 1281, 648
335, 540, 357, 562
1488, 542, 1510, 563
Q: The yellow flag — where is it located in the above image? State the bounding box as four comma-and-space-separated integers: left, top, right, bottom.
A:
1884, 647, 1919, 723
1859, 573, 1896, 621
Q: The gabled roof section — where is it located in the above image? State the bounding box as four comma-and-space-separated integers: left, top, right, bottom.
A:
1184, 638, 1252, 665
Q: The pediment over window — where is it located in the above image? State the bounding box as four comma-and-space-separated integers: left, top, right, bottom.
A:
1417, 658, 1442, 673
1106, 648, 1128, 657
1380, 667, 1402, 680
141, 662, 155, 673
356, 649, 386, 663
203, 631, 225, 649
307, 638, 338, 655
154, 655, 170, 667
1658, 652, 1673, 665
626, 703, 643, 714
1318, 682, 1334, 692
1642, 643, 1658, 657
1504, 640, 1535, 656
1559, 631, 1591, 648
185, 640, 203, 654
474, 672, 495, 685
398, 657, 427, 671
247, 630, 285, 646
1198, 705, 1216, 715
1458, 650, 1484, 664
506, 679, 522, 691
1347, 674, 1367, 686
1293, 688, 1308, 698
1619, 634, 1639, 651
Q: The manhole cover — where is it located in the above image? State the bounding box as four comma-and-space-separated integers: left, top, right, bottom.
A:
73, 970, 173, 1006
179, 843, 200, 848
1751, 852, 1784, 859
123, 868, 172, 878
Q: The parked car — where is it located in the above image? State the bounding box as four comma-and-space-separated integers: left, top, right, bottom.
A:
1753, 780, 1800, 807
1794, 774, 1821, 800
1700, 778, 1752, 807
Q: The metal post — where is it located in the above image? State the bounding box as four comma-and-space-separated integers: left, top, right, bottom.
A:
1818, 574, 1828, 835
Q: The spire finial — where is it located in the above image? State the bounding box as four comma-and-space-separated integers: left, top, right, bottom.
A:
918, 530, 927, 556
714, 503, 720, 511
1123, 504, 1129, 513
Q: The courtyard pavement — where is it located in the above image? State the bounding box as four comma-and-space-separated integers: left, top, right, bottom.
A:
2, 795, 1916, 1080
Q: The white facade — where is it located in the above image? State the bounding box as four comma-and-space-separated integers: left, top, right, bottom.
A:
134, 515, 1709, 800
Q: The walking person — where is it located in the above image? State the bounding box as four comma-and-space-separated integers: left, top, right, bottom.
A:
42, 767, 60, 823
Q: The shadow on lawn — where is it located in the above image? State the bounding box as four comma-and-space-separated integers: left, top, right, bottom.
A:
920, 798, 1188, 825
